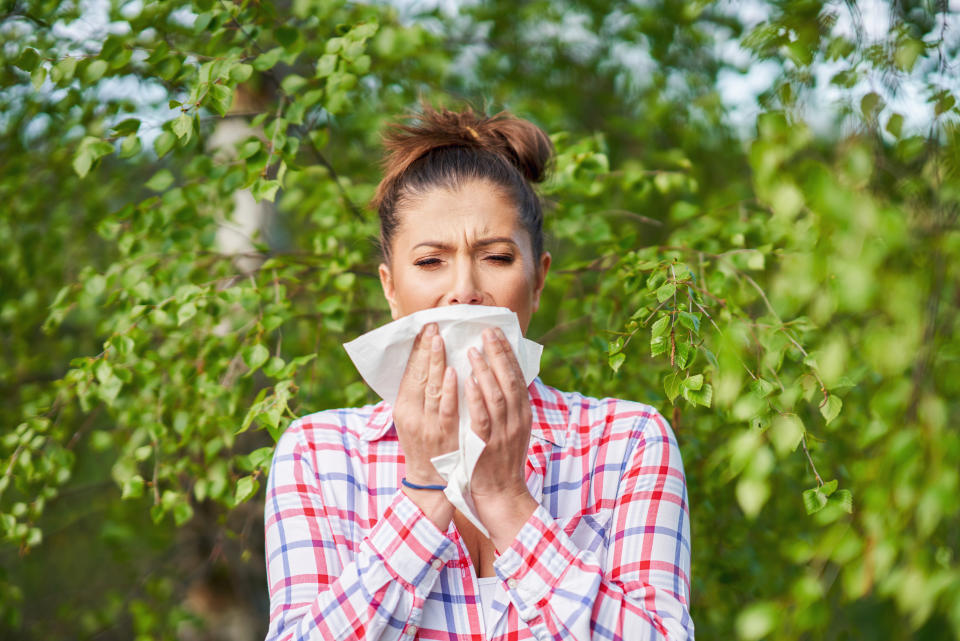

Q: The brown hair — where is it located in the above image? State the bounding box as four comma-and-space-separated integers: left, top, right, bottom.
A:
371, 104, 554, 262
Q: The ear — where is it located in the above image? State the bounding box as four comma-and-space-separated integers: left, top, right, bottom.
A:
531, 251, 551, 313
378, 262, 400, 320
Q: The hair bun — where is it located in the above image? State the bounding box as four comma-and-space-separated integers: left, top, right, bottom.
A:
381, 104, 553, 187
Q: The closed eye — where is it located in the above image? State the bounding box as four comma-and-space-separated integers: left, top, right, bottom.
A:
414, 257, 442, 267
486, 254, 514, 264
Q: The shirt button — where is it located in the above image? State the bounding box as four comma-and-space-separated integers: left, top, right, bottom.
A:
507, 578, 518, 589
431, 558, 443, 570
405, 625, 417, 636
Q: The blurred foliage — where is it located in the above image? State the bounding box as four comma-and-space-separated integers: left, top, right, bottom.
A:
2, 0, 959, 639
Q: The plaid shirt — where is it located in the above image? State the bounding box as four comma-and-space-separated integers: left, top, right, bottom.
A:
264, 377, 693, 640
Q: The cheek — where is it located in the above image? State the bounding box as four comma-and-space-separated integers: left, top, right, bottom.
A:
394, 269, 441, 306
498, 271, 536, 306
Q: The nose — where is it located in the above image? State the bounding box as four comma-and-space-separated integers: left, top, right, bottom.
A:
445, 260, 483, 306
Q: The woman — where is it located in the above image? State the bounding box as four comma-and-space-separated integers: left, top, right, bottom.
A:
263, 105, 693, 640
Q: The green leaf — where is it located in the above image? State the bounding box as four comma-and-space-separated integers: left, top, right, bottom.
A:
253, 47, 283, 71
736, 601, 779, 641
608, 351, 626, 373
263, 356, 286, 377
736, 477, 769, 518
230, 63, 253, 83
83, 59, 108, 83
121, 475, 145, 499
153, 131, 176, 158
172, 113, 193, 140
802, 487, 828, 515
112, 118, 141, 136
684, 373, 703, 391
832, 489, 853, 513
119, 133, 141, 158
860, 92, 883, 119
31, 66, 46, 89
176, 302, 197, 326
172, 500, 193, 526
15, 47, 41, 71
750, 377, 775, 398
51, 56, 78, 85
316, 53, 338, 78
663, 371, 682, 403
281, 74, 308, 94
651, 315, 670, 338
73, 149, 93, 179
684, 383, 713, 407
886, 113, 904, 138
820, 394, 842, 424
677, 311, 700, 333
246, 446, 275, 470
208, 84, 233, 116
244, 344, 270, 372
820, 479, 838, 497
650, 335, 669, 357
770, 415, 804, 456
656, 282, 676, 302
252, 178, 281, 202
239, 388, 269, 433
73, 137, 114, 178
234, 475, 259, 504
145, 169, 174, 192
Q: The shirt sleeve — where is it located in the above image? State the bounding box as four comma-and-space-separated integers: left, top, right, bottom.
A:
264, 420, 457, 641
493, 409, 694, 640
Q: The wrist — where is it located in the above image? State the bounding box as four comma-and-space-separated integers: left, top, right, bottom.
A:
402, 484, 454, 531
403, 465, 446, 488
474, 490, 538, 552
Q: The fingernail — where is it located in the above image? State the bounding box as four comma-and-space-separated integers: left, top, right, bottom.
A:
483, 328, 494, 341
432, 335, 442, 351
469, 346, 481, 359
426, 323, 437, 336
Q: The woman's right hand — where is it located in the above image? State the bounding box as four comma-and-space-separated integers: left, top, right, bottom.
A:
392, 322, 459, 488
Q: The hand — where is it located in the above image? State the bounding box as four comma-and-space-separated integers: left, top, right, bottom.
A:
392, 323, 459, 487
465, 328, 538, 548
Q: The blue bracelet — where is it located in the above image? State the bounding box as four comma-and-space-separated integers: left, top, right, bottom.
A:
402, 477, 447, 491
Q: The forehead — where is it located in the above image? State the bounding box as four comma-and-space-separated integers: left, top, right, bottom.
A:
394, 181, 521, 243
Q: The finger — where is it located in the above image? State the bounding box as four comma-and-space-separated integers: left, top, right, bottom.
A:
438, 366, 458, 431
465, 374, 491, 441
494, 328, 526, 385
423, 332, 446, 413
400, 323, 436, 394
468, 344, 507, 422
483, 328, 527, 407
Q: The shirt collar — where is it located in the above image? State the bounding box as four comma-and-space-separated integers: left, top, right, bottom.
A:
357, 377, 568, 447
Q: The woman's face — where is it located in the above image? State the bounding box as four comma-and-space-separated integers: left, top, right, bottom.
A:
378, 179, 551, 333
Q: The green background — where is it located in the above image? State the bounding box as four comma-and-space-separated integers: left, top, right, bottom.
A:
2, 0, 959, 639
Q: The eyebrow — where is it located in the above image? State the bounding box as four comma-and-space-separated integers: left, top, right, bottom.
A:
411, 237, 519, 251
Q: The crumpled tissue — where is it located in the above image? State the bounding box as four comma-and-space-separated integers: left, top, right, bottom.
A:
343, 304, 542, 536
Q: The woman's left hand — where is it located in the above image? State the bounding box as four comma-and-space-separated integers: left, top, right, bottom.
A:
466, 327, 538, 547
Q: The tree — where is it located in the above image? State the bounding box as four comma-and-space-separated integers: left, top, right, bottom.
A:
2, 0, 958, 639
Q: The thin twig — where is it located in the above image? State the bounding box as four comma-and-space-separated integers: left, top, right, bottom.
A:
800, 433, 824, 487
595, 209, 663, 226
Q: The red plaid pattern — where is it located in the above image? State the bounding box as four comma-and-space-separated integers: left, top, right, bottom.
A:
264, 377, 693, 640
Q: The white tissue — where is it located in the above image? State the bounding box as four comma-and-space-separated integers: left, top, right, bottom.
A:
343, 304, 543, 536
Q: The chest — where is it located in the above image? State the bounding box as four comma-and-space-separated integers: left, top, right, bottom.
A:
453, 511, 498, 578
